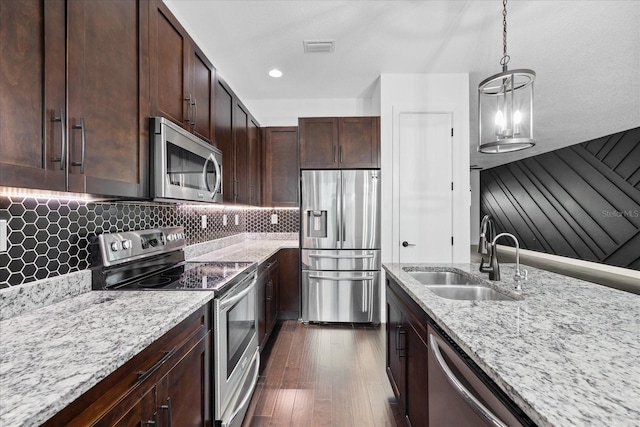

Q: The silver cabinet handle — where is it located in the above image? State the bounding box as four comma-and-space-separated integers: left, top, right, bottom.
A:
184, 94, 193, 124
429, 334, 508, 427
136, 347, 177, 382
51, 109, 66, 170
192, 98, 197, 129
308, 254, 374, 259
145, 412, 159, 426
308, 275, 375, 281
402, 241, 416, 247
72, 118, 86, 174
160, 397, 173, 427
339, 146, 343, 163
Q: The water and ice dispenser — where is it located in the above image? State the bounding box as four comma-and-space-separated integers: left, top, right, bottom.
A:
306, 210, 328, 238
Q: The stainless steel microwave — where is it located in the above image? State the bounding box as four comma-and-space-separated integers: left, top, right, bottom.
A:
150, 117, 223, 203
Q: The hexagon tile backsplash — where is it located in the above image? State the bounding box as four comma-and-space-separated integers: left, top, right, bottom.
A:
0, 196, 299, 288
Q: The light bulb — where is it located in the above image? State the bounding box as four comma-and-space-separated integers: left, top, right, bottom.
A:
494, 110, 506, 137
514, 110, 522, 135
268, 69, 283, 78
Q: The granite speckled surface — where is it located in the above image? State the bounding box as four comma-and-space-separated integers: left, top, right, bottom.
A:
0, 290, 214, 427
189, 237, 298, 264
383, 263, 640, 427
0, 270, 91, 321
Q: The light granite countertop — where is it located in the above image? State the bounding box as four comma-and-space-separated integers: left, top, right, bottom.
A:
0, 236, 298, 426
0, 290, 214, 427
383, 263, 640, 427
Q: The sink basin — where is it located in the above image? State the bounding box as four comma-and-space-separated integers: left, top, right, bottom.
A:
426, 285, 515, 301
407, 271, 480, 285
404, 269, 515, 301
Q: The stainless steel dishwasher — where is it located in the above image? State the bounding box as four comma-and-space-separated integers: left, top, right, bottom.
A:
427, 324, 536, 427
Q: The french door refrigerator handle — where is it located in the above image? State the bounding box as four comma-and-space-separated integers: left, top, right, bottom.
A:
308, 275, 375, 281
429, 334, 508, 427
308, 254, 374, 259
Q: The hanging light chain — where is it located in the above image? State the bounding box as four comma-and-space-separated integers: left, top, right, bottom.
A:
500, 0, 510, 70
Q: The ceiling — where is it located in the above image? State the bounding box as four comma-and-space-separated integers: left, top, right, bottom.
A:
165, 0, 640, 169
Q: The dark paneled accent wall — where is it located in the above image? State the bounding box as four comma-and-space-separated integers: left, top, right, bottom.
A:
480, 127, 640, 272
0, 196, 299, 288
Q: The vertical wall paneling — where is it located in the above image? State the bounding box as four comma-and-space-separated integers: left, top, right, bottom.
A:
480, 127, 640, 271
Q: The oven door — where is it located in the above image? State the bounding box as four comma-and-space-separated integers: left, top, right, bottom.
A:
214, 271, 259, 425
152, 117, 223, 203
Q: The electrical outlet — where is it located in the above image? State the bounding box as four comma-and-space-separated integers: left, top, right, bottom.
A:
270, 214, 278, 224
234, 214, 239, 225
0, 220, 7, 253
201, 215, 207, 229
223, 214, 228, 226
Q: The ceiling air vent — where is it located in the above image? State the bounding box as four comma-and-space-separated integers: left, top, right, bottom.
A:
303, 40, 335, 54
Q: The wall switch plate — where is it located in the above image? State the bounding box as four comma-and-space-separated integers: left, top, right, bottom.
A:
234, 214, 239, 225
201, 215, 207, 229
271, 214, 278, 224
223, 214, 228, 226
0, 220, 7, 253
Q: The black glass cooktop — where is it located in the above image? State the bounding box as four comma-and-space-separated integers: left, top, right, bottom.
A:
113, 261, 256, 292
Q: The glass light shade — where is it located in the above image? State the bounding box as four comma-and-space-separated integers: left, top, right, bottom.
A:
478, 68, 535, 153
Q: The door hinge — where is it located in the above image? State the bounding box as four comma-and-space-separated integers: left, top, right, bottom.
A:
451, 236, 454, 245
451, 128, 454, 137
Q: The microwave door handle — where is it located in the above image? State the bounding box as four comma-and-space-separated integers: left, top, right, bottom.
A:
212, 154, 222, 197
203, 154, 212, 192
203, 153, 222, 198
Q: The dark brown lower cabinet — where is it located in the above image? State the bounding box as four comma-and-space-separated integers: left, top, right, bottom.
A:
277, 248, 300, 320
386, 278, 429, 427
257, 253, 279, 349
42, 305, 210, 426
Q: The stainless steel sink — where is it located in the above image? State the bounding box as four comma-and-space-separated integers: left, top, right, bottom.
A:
404, 270, 515, 301
407, 271, 480, 285
426, 285, 515, 301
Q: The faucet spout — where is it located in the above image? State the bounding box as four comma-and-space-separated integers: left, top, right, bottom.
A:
491, 232, 528, 289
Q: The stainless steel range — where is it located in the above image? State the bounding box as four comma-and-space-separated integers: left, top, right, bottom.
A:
91, 227, 259, 427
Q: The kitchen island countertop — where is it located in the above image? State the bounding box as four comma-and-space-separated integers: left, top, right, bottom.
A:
383, 262, 640, 427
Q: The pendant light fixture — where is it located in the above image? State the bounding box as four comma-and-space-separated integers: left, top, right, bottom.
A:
478, 0, 535, 154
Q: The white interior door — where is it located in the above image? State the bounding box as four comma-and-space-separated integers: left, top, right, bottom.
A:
394, 111, 453, 263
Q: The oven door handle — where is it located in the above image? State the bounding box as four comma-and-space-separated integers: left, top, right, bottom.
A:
226, 349, 260, 426
219, 277, 256, 310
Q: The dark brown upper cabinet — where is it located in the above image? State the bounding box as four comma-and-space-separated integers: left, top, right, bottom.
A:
149, 0, 215, 145
248, 117, 262, 206
215, 75, 261, 206
263, 127, 299, 207
1, 0, 149, 198
299, 116, 380, 169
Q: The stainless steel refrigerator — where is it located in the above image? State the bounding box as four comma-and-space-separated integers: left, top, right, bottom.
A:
300, 170, 381, 323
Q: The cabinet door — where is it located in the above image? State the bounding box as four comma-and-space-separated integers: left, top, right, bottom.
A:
215, 77, 234, 203
405, 318, 429, 427
0, 0, 66, 191
338, 117, 380, 168
386, 291, 406, 414
67, 0, 148, 198
257, 270, 268, 348
97, 387, 158, 427
149, 0, 189, 129
278, 248, 300, 319
190, 45, 215, 144
234, 102, 249, 204
157, 333, 211, 427
248, 118, 261, 206
263, 127, 299, 207
265, 267, 279, 336
299, 118, 338, 169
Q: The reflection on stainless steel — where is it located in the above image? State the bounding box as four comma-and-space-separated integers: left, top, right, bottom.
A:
425, 285, 515, 301
407, 271, 480, 285
301, 170, 381, 324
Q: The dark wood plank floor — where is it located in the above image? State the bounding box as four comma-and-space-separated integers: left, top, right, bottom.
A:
242, 320, 403, 427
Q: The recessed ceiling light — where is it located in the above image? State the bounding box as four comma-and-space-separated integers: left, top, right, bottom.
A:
268, 69, 283, 78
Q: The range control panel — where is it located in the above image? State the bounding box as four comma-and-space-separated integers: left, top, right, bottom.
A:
98, 227, 186, 267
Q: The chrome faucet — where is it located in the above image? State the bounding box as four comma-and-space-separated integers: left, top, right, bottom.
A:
490, 233, 528, 290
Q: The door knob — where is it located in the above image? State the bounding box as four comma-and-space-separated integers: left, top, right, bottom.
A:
402, 241, 416, 247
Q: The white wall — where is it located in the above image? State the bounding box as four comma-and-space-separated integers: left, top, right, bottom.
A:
379, 73, 471, 265
470, 169, 481, 244
244, 98, 376, 127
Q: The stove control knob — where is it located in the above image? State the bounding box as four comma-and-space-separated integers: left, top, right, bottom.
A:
122, 240, 131, 250
110, 241, 120, 252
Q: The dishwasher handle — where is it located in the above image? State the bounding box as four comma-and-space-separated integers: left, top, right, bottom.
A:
429, 334, 508, 427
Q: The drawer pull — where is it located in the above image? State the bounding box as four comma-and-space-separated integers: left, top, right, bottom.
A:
137, 347, 177, 382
